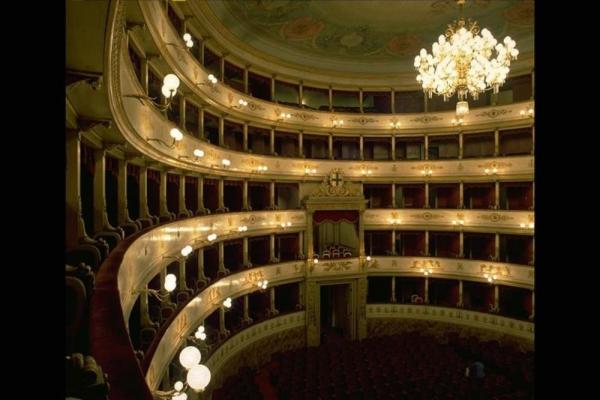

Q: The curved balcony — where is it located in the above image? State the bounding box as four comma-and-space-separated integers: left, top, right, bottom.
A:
134, 0, 534, 134
108, 19, 534, 181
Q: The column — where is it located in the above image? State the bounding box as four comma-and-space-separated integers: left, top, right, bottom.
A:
425, 182, 430, 209
216, 178, 226, 213
359, 88, 364, 113
495, 180, 500, 209
494, 128, 500, 156
458, 132, 463, 159
196, 175, 205, 214
218, 115, 225, 146
242, 180, 249, 211
328, 86, 333, 111
457, 280, 464, 307
218, 306, 229, 340
179, 97, 186, 128
459, 231, 464, 258
424, 277, 429, 304
93, 148, 119, 234
530, 291, 535, 319
493, 284, 500, 313
196, 248, 209, 289
242, 237, 250, 267
531, 124, 535, 155
298, 231, 305, 259
159, 266, 168, 299
298, 130, 304, 157
199, 37, 205, 65
328, 134, 333, 160
306, 211, 314, 262
267, 287, 279, 316
299, 81, 304, 107
217, 241, 229, 277
270, 127, 275, 155
391, 184, 396, 208
141, 57, 149, 95
531, 181, 535, 210
117, 159, 136, 230
178, 257, 189, 291
268, 74, 276, 102
159, 170, 170, 219
390, 89, 396, 113
220, 56, 225, 81
391, 230, 396, 255
66, 130, 90, 248
243, 123, 248, 151
495, 233, 500, 261
269, 234, 278, 263
358, 210, 366, 257
424, 96, 428, 112
296, 281, 305, 309
390, 276, 397, 303
459, 181, 464, 208
424, 230, 430, 256
424, 135, 429, 160
178, 174, 187, 217
243, 66, 249, 94
269, 181, 276, 210
359, 135, 364, 160
242, 295, 253, 326
138, 166, 152, 220
198, 108, 205, 140
357, 277, 368, 340
139, 285, 156, 328
391, 136, 396, 160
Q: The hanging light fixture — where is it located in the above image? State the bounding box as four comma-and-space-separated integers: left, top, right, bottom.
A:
414, 0, 518, 116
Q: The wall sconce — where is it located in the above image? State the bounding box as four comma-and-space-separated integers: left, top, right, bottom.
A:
360, 168, 373, 176
237, 225, 248, 233
182, 33, 194, 48
451, 117, 464, 126
256, 279, 269, 290
223, 297, 232, 308
193, 325, 207, 341
197, 74, 218, 88
309, 256, 319, 272
332, 118, 344, 128
132, 273, 177, 302
420, 268, 433, 276
279, 221, 292, 228
147, 127, 183, 149
207, 233, 218, 242
163, 245, 193, 260
519, 222, 534, 229
221, 159, 231, 167
179, 148, 205, 161
125, 73, 180, 111
390, 121, 401, 129
304, 166, 317, 175
483, 273, 497, 283
484, 166, 498, 175
389, 219, 402, 226
452, 219, 465, 226
255, 165, 268, 172
231, 99, 248, 109
520, 106, 534, 118
278, 112, 291, 122
152, 345, 211, 397
421, 166, 433, 177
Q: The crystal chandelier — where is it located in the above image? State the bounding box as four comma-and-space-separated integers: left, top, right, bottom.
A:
414, 0, 519, 116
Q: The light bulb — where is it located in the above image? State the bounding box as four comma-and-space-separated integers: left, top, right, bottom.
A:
163, 74, 180, 91
183, 33, 192, 42
187, 364, 211, 392
181, 245, 193, 257
186, 40, 194, 48
179, 346, 201, 370
207, 233, 217, 242
161, 85, 176, 99
193, 149, 204, 158
197, 325, 205, 334
174, 381, 184, 392
170, 128, 183, 141
366, 256, 371, 262
223, 297, 232, 308
164, 277, 177, 292
222, 159, 231, 167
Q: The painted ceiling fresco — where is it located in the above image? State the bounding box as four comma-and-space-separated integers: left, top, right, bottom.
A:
203, 0, 534, 75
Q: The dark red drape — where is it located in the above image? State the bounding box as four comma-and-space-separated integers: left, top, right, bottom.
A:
313, 210, 359, 225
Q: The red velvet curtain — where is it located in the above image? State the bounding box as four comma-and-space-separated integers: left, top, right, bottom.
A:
313, 210, 359, 225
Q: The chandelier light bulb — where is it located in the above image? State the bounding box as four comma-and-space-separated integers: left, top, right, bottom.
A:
174, 381, 184, 392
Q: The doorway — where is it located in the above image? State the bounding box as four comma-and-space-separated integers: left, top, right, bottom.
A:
320, 283, 352, 344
